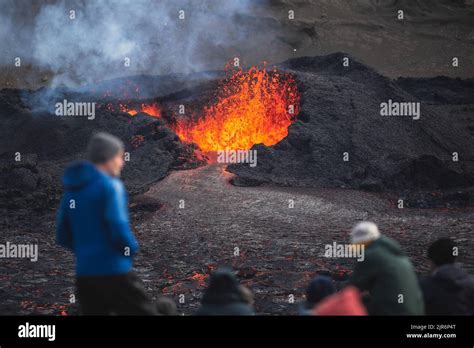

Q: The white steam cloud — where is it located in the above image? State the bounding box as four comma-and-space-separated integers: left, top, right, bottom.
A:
0, 0, 255, 87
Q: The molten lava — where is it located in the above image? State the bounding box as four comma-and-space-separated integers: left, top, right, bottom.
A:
174, 66, 300, 151
120, 103, 161, 117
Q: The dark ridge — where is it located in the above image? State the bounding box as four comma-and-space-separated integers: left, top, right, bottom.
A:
396, 77, 474, 104
229, 54, 474, 207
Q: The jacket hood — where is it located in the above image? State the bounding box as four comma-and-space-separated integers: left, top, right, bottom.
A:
63, 161, 101, 191
434, 264, 470, 290
372, 235, 404, 256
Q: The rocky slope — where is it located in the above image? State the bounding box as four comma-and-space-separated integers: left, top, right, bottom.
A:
228, 53, 474, 207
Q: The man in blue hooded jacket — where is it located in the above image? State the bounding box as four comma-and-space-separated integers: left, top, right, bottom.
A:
56, 132, 156, 315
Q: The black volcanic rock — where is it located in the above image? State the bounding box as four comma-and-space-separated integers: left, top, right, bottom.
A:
228, 53, 474, 203
0, 89, 206, 210
1, 53, 473, 210
395, 77, 474, 105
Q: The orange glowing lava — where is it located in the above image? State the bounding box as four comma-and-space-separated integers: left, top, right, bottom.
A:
173, 65, 300, 151
120, 103, 161, 117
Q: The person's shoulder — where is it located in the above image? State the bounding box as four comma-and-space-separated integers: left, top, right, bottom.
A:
371, 236, 402, 257
360, 242, 387, 265
464, 270, 474, 288
98, 173, 125, 196
419, 274, 435, 289
109, 176, 125, 191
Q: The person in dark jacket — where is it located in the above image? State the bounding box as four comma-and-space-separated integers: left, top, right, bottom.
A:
420, 238, 474, 315
299, 275, 336, 315
156, 297, 178, 316
56, 132, 156, 315
348, 222, 424, 315
196, 268, 255, 315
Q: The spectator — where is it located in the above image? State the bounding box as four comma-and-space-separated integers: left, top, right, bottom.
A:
348, 222, 424, 315
299, 275, 335, 315
420, 238, 474, 315
56, 132, 156, 315
156, 297, 178, 315
196, 268, 255, 315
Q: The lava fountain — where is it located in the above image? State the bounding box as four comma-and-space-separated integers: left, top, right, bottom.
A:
174, 66, 300, 151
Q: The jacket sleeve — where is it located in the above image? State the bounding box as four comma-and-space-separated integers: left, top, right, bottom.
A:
56, 196, 74, 250
104, 179, 139, 256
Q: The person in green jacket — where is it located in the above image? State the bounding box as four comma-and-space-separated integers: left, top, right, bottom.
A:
348, 221, 424, 315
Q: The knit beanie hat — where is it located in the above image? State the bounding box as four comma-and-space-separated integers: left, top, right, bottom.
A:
427, 238, 457, 266
350, 221, 380, 244
306, 275, 336, 304
87, 132, 124, 164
